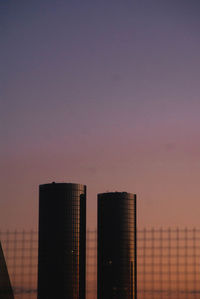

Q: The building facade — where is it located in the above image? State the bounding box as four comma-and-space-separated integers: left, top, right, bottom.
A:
98, 192, 137, 299
37, 182, 86, 299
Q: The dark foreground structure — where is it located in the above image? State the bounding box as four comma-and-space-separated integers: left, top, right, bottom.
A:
98, 192, 137, 299
0, 242, 14, 299
37, 182, 86, 299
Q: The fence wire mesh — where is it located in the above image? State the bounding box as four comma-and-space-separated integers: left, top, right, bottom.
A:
0, 228, 200, 299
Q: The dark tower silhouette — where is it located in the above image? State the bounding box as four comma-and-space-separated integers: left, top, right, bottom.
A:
0, 242, 14, 299
37, 182, 86, 299
98, 192, 137, 299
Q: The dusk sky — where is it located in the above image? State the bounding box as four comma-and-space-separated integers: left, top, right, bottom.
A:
1, 1, 200, 230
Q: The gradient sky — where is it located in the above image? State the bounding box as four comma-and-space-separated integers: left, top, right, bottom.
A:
1, 0, 200, 230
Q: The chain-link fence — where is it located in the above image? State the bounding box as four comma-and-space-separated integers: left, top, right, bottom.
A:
137, 228, 200, 299
1, 228, 200, 299
0, 230, 37, 299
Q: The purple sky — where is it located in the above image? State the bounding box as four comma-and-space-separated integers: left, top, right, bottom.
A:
1, 0, 200, 230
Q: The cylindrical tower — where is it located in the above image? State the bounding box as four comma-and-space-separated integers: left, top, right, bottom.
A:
37, 182, 86, 299
97, 192, 137, 299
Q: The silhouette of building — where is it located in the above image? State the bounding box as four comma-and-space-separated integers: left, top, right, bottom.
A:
97, 192, 137, 299
0, 242, 14, 299
37, 182, 86, 299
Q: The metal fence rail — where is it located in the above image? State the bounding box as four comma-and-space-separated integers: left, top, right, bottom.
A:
0, 228, 200, 299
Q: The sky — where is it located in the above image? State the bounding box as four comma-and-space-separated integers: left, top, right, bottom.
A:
1, 0, 200, 230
